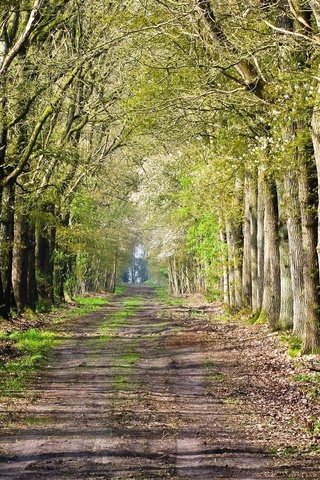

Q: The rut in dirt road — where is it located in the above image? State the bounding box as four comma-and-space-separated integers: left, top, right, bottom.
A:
0, 285, 319, 479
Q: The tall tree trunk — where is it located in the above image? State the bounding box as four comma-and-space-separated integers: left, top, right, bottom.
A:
242, 175, 252, 307
12, 210, 29, 314
0, 181, 15, 315
283, 170, 305, 336
226, 221, 242, 309
312, 82, 320, 280
234, 223, 243, 309
257, 169, 265, 311
226, 222, 235, 310
220, 229, 229, 304
298, 160, 320, 353
259, 174, 280, 327
27, 222, 37, 310
277, 181, 294, 329
278, 221, 294, 329
249, 174, 259, 312
35, 204, 56, 303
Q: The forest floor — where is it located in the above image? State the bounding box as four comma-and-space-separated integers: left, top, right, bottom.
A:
0, 285, 319, 479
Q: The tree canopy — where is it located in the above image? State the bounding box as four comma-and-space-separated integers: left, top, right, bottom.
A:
2, 1, 320, 352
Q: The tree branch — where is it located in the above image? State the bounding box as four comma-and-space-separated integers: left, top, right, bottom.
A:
0, 0, 42, 75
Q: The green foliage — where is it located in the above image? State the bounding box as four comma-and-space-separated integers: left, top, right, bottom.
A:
36, 299, 53, 314
313, 419, 320, 435
9, 329, 57, 355
154, 286, 185, 306
0, 329, 58, 397
281, 335, 302, 358
74, 296, 108, 307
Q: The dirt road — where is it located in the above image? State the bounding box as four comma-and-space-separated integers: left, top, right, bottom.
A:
0, 286, 319, 479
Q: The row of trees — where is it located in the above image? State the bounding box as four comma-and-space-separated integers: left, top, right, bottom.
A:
127, 1, 320, 353
0, 1, 140, 316
2, 1, 320, 354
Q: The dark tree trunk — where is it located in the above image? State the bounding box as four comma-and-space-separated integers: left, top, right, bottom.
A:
35, 204, 56, 303
0, 181, 15, 315
27, 223, 38, 310
12, 210, 29, 314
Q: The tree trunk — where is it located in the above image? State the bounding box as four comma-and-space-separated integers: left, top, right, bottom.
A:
298, 161, 320, 353
0, 181, 15, 315
249, 174, 259, 312
220, 229, 229, 304
312, 82, 320, 281
242, 175, 252, 307
283, 170, 305, 336
27, 223, 37, 310
277, 181, 294, 329
256, 170, 265, 311
259, 174, 280, 327
12, 210, 29, 314
226, 222, 235, 309
35, 207, 56, 303
234, 224, 243, 309
278, 219, 293, 329
226, 221, 242, 309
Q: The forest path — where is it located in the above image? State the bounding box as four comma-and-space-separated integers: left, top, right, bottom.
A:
0, 285, 319, 479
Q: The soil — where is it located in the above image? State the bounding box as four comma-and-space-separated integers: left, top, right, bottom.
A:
0, 285, 319, 479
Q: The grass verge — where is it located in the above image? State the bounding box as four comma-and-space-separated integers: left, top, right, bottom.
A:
0, 329, 59, 397
0, 296, 108, 398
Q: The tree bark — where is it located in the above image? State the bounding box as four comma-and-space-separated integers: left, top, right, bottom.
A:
0, 181, 15, 315
298, 160, 320, 353
242, 175, 252, 307
220, 229, 229, 304
35, 204, 56, 303
249, 174, 259, 312
257, 169, 265, 311
259, 174, 281, 327
283, 170, 305, 336
277, 180, 294, 329
226, 220, 242, 309
12, 210, 29, 314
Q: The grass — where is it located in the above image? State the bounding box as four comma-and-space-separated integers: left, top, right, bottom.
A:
280, 334, 302, 357
114, 285, 127, 296
98, 297, 142, 343
0, 329, 59, 397
153, 286, 185, 306
205, 359, 226, 383
25, 415, 51, 426
313, 419, 320, 435
114, 351, 140, 367
113, 346, 141, 391
0, 296, 109, 398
